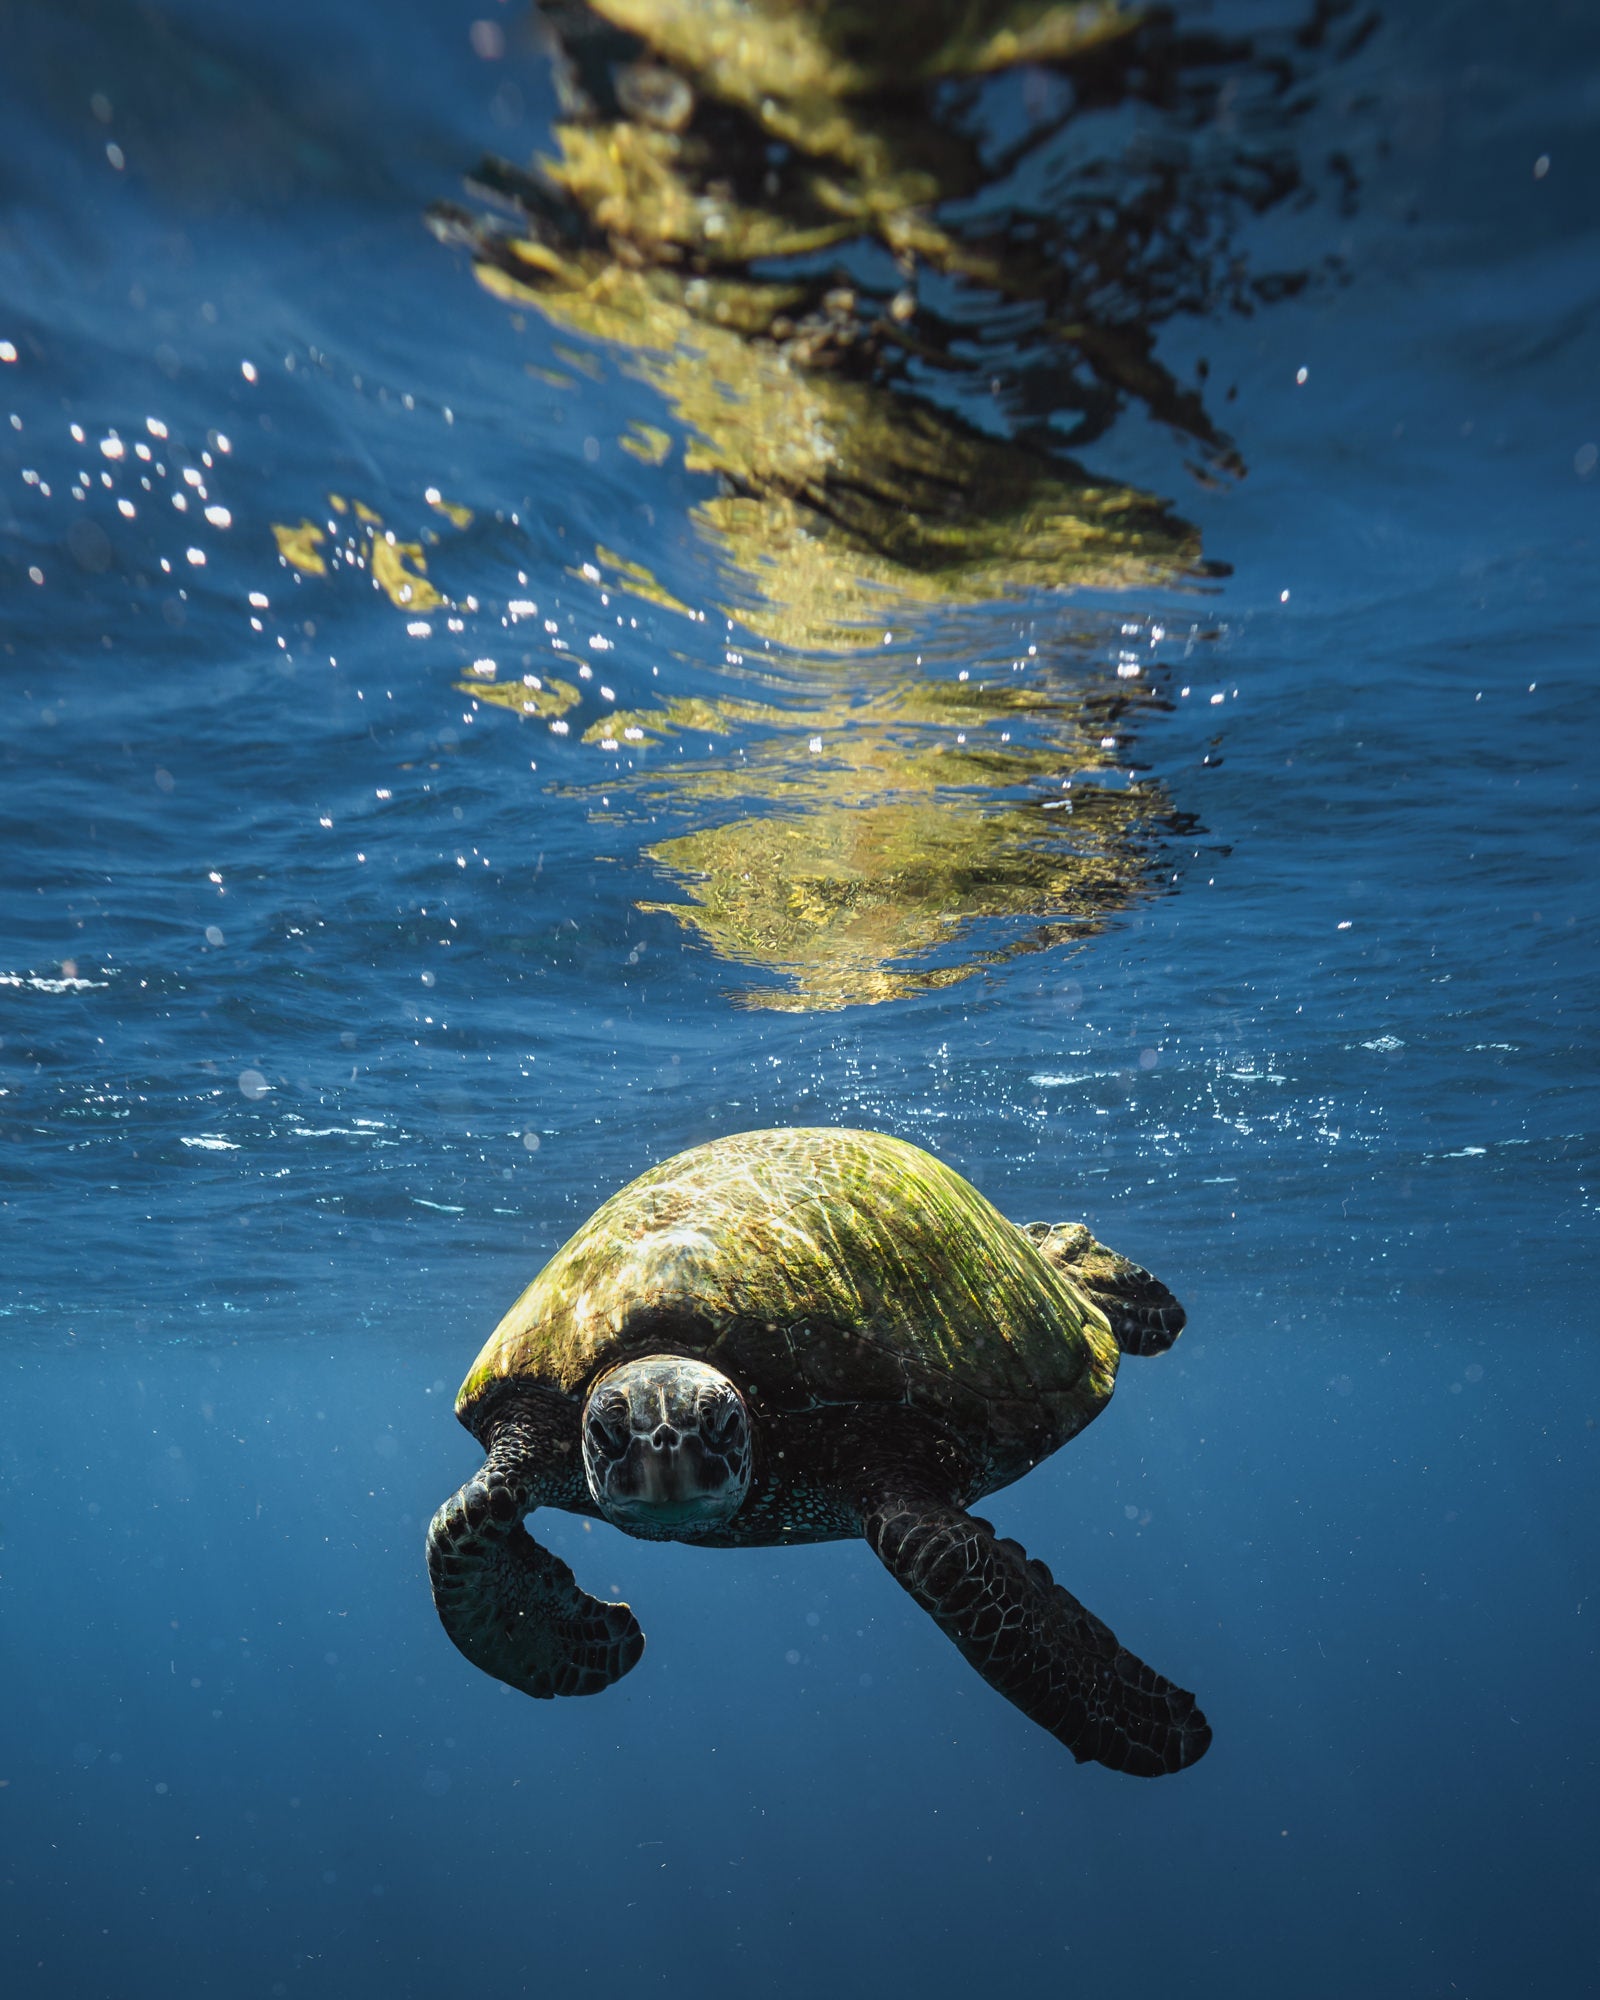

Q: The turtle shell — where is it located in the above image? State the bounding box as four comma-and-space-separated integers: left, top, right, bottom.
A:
457, 1127, 1120, 1483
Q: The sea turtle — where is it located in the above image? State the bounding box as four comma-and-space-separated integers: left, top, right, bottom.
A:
426, 1126, 1210, 1775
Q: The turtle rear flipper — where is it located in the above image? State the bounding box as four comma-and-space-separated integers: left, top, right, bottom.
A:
865, 1496, 1210, 1776
1024, 1220, 1186, 1356
427, 1477, 643, 1697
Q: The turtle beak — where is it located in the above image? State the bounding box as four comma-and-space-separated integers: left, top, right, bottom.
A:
611, 1430, 732, 1524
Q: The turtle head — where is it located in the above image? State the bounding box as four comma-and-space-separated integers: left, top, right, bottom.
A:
581, 1354, 752, 1539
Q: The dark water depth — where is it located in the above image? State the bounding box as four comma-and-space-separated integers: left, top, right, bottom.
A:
2, 2, 1596, 1995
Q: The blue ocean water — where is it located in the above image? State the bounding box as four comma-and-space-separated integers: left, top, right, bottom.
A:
2, 0, 1596, 1993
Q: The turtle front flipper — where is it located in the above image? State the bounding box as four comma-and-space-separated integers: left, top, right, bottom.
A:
426, 1399, 643, 1699
864, 1496, 1210, 1776
1024, 1220, 1186, 1356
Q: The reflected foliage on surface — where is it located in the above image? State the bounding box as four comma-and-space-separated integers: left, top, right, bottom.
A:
431, 0, 1365, 639
584, 640, 1194, 1010
417, 0, 1361, 1006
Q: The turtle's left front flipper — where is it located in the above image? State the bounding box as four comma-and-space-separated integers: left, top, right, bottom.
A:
864, 1497, 1210, 1776
427, 1397, 643, 1699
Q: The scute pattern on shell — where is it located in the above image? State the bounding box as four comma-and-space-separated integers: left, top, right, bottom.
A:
458, 1128, 1119, 1482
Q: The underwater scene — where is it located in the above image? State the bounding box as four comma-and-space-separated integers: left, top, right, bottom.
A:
2, 0, 1596, 1992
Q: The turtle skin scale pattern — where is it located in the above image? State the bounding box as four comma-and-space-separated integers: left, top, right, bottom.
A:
864, 1496, 1210, 1774
426, 1402, 643, 1699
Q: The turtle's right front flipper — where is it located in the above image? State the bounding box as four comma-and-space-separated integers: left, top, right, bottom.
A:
864, 1496, 1210, 1776
426, 1401, 643, 1699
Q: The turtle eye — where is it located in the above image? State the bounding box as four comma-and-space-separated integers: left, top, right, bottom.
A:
588, 1396, 632, 1458
699, 1393, 743, 1455
589, 1422, 630, 1462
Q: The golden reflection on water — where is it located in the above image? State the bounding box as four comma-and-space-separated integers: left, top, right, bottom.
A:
396, 0, 1336, 1008
271, 491, 470, 611
461, 225, 1199, 654
433, 0, 1227, 651
572, 643, 1182, 1011
641, 786, 1154, 1014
